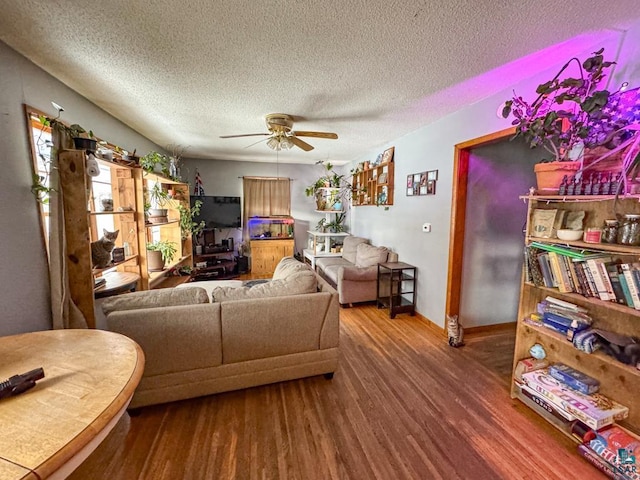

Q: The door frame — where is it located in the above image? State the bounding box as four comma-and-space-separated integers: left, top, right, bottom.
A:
445, 126, 515, 321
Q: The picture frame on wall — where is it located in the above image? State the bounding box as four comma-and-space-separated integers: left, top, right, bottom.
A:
427, 180, 436, 195
427, 170, 438, 181
407, 188, 414, 196
407, 175, 413, 188
382, 146, 395, 164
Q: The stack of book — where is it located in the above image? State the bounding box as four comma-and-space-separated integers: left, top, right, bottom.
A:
535, 296, 592, 340
526, 243, 640, 308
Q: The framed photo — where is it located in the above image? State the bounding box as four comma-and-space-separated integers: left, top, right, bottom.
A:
420, 186, 427, 195
382, 146, 395, 164
420, 172, 427, 186
413, 173, 421, 184
427, 170, 438, 181
407, 187, 414, 196
427, 180, 436, 195
407, 175, 413, 188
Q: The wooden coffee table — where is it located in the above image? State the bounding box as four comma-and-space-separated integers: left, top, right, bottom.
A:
0, 329, 144, 479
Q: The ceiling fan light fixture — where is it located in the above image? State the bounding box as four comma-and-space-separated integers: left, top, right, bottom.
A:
281, 136, 294, 150
267, 137, 280, 150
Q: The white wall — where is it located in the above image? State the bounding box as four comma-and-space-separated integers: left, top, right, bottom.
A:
350, 22, 640, 328
0, 42, 162, 336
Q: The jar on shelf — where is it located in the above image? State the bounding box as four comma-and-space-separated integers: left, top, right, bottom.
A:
617, 214, 640, 245
602, 219, 619, 244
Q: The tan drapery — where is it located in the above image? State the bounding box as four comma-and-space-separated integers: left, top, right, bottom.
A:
242, 177, 291, 245
49, 127, 88, 329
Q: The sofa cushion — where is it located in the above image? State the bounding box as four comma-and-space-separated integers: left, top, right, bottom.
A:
272, 256, 312, 280
102, 287, 209, 315
213, 270, 317, 302
355, 243, 389, 267
341, 236, 369, 264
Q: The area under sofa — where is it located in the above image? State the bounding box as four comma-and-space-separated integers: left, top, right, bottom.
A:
102, 257, 339, 408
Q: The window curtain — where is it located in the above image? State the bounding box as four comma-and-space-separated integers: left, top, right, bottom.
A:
49, 127, 88, 329
242, 177, 291, 246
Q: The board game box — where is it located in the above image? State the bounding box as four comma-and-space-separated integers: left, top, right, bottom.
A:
521, 369, 628, 430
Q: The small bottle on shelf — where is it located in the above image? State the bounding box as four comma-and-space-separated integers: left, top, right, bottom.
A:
591, 172, 602, 195
558, 175, 568, 196
566, 176, 576, 196
602, 172, 612, 195
583, 173, 594, 196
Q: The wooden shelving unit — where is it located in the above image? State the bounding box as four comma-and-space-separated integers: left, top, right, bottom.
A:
511, 194, 640, 434
352, 161, 394, 206
141, 172, 193, 289
58, 150, 193, 327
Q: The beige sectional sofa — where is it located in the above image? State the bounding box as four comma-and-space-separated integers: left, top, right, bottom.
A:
315, 236, 398, 306
102, 257, 339, 408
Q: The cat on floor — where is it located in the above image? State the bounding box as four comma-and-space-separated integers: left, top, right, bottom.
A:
91, 229, 119, 269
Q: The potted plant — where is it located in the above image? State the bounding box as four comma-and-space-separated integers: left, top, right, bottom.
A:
146, 240, 177, 271
147, 183, 170, 223
140, 151, 170, 177
305, 162, 353, 210
502, 48, 635, 192
68, 124, 97, 153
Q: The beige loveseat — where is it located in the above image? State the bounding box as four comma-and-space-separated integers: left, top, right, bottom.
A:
102, 257, 339, 408
315, 236, 397, 306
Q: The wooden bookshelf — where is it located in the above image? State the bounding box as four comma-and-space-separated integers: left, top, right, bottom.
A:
512, 194, 640, 435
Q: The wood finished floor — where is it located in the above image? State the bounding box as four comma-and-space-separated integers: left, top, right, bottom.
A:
97, 305, 604, 480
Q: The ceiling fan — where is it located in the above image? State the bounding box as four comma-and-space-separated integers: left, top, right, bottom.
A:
220, 113, 338, 151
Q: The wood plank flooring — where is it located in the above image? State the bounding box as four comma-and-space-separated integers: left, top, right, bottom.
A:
92, 305, 604, 480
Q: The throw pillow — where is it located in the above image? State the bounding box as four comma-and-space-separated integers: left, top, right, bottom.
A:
355, 243, 389, 267
213, 270, 317, 302
341, 236, 369, 264
101, 286, 209, 315
272, 256, 312, 280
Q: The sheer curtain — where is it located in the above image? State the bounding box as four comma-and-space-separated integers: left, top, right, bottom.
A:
242, 177, 291, 246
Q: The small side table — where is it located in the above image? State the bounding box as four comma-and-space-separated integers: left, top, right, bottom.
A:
377, 262, 416, 318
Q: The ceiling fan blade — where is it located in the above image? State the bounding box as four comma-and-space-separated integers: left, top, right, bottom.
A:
220, 133, 269, 139
292, 131, 338, 140
290, 136, 314, 151
243, 137, 270, 149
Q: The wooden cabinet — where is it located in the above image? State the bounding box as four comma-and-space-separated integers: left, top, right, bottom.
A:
511, 194, 640, 437
352, 161, 394, 206
250, 239, 294, 275
58, 150, 193, 327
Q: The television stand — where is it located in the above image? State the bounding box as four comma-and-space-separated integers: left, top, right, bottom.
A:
192, 251, 238, 281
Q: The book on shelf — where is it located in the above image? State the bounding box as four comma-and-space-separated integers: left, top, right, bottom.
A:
620, 263, 640, 310
528, 241, 611, 260
605, 263, 629, 306
586, 257, 614, 301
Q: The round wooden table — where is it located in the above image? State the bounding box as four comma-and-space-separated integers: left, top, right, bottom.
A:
0, 329, 144, 479
94, 271, 140, 298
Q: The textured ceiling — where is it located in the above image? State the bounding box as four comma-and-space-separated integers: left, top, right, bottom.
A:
1, 0, 640, 165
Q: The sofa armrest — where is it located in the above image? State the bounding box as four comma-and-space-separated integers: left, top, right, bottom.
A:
339, 265, 378, 282
101, 287, 209, 315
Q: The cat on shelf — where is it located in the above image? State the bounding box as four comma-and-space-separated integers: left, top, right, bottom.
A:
91, 229, 119, 269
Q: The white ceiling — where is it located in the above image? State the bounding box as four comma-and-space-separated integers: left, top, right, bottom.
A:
2, 1, 640, 165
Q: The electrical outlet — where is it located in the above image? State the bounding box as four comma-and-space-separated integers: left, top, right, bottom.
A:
422, 223, 431, 233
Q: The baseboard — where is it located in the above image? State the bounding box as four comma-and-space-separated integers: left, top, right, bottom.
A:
413, 311, 447, 337
463, 322, 517, 335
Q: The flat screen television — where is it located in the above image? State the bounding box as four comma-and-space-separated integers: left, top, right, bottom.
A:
191, 196, 241, 229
